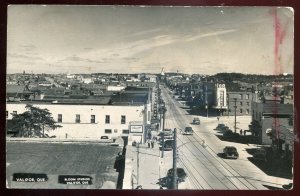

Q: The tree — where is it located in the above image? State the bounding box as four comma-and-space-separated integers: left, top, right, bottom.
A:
9, 104, 62, 138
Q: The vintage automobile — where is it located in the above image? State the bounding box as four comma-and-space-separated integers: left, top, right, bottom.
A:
223, 146, 239, 159
159, 139, 174, 151
192, 117, 201, 125
216, 123, 226, 130
182, 127, 194, 135
166, 167, 187, 184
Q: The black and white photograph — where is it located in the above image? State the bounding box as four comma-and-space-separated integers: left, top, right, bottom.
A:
5, 5, 294, 190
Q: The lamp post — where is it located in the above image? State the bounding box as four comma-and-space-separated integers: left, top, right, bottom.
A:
234, 98, 237, 133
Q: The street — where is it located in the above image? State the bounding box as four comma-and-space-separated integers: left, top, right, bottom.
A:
159, 85, 292, 190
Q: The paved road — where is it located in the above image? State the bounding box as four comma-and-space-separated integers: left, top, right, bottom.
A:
159, 85, 292, 190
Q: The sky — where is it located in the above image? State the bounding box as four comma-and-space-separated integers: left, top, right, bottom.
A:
7, 6, 294, 75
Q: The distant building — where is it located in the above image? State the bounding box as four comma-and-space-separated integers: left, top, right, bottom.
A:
6, 85, 34, 101
107, 85, 126, 92
227, 91, 253, 116
66, 73, 76, 79
249, 99, 293, 145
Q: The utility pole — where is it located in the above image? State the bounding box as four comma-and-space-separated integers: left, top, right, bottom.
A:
137, 143, 139, 185
234, 98, 237, 133
206, 85, 208, 118
161, 105, 166, 158
172, 128, 178, 189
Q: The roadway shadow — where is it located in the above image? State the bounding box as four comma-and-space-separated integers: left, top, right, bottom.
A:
184, 108, 220, 117
247, 154, 292, 179
215, 134, 259, 145
263, 183, 293, 190
262, 184, 284, 190
215, 134, 248, 144
217, 153, 225, 158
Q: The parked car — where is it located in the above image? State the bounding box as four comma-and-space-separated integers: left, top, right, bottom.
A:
100, 135, 112, 143
182, 127, 194, 135
216, 123, 226, 130
223, 146, 239, 159
159, 139, 174, 151
192, 117, 200, 125
166, 168, 187, 183
158, 129, 174, 141
223, 130, 233, 138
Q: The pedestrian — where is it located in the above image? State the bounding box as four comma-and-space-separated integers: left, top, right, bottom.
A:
244, 130, 246, 136
240, 129, 243, 135
147, 140, 151, 148
151, 140, 154, 148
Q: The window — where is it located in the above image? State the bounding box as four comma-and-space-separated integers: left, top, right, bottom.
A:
105, 129, 112, 134
240, 109, 243, 114
246, 102, 250, 106
239, 94, 242, 99
246, 94, 250, 99
246, 109, 249, 114
75, 114, 80, 123
122, 129, 129, 134
121, 115, 126, 124
105, 115, 110, 124
114, 129, 118, 133
58, 114, 62, 123
91, 115, 95, 123
6, 111, 8, 118
240, 102, 243, 106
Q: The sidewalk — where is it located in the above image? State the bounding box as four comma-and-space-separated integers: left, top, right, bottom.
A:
130, 142, 173, 189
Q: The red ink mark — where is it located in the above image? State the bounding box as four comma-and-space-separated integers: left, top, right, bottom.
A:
273, 8, 284, 75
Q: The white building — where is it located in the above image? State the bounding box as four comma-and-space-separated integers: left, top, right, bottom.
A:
6, 102, 151, 143
107, 85, 126, 92
213, 83, 227, 110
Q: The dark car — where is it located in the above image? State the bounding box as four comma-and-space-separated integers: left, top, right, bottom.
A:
223, 146, 239, 159
182, 127, 194, 135
158, 129, 173, 141
216, 123, 226, 130
223, 130, 233, 138
159, 139, 174, 151
192, 117, 200, 125
167, 168, 187, 183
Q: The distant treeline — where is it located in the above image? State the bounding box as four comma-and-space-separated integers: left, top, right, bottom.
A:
207, 73, 293, 84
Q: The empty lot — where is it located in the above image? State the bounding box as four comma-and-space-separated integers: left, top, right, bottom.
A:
6, 141, 121, 189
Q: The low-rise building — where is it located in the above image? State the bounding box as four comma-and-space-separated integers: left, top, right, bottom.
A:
249, 98, 293, 145
6, 87, 153, 144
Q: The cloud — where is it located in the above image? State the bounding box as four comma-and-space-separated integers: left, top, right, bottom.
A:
72, 34, 178, 65
7, 52, 44, 61
185, 29, 237, 42
19, 44, 36, 51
